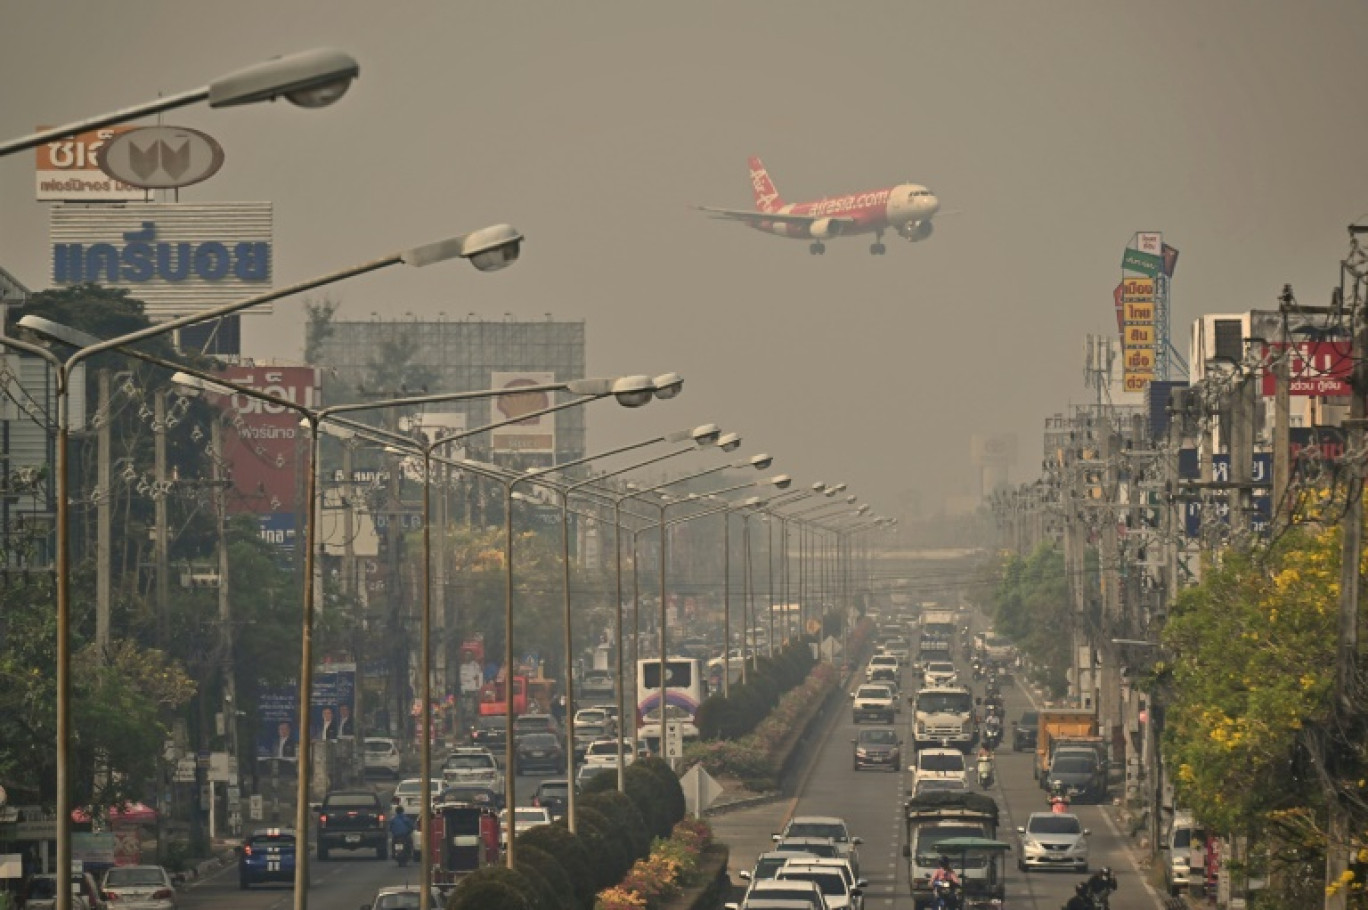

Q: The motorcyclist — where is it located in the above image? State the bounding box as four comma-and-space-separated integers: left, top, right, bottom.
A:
929, 855, 960, 907
976, 748, 994, 788
1048, 779, 1070, 813
982, 714, 1003, 749
388, 804, 416, 857
1086, 867, 1118, 905
1063, 882, 1092, 910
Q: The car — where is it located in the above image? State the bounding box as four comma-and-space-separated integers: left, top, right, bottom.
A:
531, 778, 576, 820
851, 727, 901, 772
572, 723, 611, 760
865, 655, 900, 681
513, 713, 560, 740
21, 871, 105, 910
361, 885, 446, 910
516, 732, 566, 775
775, 862, 864, 910
468, 714, 507, 751
442, 747, 504, 791
1011, 710, 1039, 752
912, 777, 969, 797
879, 638, 912, 665
726, 877, 829, 910
99, 865, 175, 910
362, 737, 401, 778
1045, 748, 1107, 803
573, 706, 614, 728
237, 827, 296, 889
391, 777, 442, 813
738, 851, 807, 887
911, 748, 968, 789
866, 666, 900, 697
922, 661, 958, 687
316, 790, 388, 860
850, 685, 896, 724
1016, 811, 1090, 872
775, 816, 861, 878
771, 838, 840, 861
580, 668, 616, 699
498, 806, 553, 845
583, 738, 637, 767
576, 762, 615, 786
1165, 811, 1205, 896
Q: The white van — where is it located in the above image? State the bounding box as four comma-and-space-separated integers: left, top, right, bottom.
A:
1165, 811, 1205, 896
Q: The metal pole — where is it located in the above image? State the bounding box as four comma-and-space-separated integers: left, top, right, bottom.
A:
614, 499, 627, 791
658, 502, 669, 763
503, 481, 518, 867
560, 491, 578, 831
55, 366, 72, 910
419, 452, 433, 910
155, 390, 169, 649
96, 369, 111, 653
292, 420, 321, 909
722, 512, 731, 697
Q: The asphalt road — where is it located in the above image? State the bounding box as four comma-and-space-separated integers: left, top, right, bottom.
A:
717, 629, 1171, 910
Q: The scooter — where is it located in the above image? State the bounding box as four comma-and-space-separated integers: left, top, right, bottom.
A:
977, 756, 994, 789
392, 836, 411, 867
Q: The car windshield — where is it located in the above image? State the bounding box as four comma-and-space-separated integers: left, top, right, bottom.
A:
374, 892, 427, 910
326, 793, 377, 809
441, 788, 494, 805
781, 871, 847, 896
786, 823, 847, 842
916, 825, 984, 863
515, 717, 551, 731
916, 779, 966, 794
104, 868, 167, 887
445, 755, 494, 770
859, 730, 898, 745
1053, 755, 1096, 774
756, 888, 821, 902
576, 724, 606, 738
537, 783, 569, 798
856, 687, 889, 699
1029, 815, 1083, 835
475, 717, 503, 731
753, 856, 790, 879
777, 842, 837, 857
917, 693, 973, 713
514, 809, 548, 823
247, 833, 295, 847
365, 741, 393, 753
521, 734, 558, 748
928, 663, 955, 673
919, 753, 964, 772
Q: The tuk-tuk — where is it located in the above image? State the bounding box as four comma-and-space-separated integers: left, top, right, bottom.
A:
934, 836, 1010, 908
427, 798, 500, 886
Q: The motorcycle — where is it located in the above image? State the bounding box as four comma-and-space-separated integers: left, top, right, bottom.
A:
930, 877, 962, 910
981, 721, 1002, 752
977, 756, 994, 789
392, 836, 412, 867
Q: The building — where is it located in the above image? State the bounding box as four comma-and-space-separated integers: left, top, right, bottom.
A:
0, 269, 57, 570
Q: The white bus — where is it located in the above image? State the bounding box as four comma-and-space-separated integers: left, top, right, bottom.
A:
636, 657, 707, 755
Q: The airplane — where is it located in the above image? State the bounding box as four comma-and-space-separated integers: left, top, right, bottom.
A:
694, 156, 941, 255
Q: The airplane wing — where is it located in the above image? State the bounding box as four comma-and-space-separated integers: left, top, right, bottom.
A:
692, 206, 855, 228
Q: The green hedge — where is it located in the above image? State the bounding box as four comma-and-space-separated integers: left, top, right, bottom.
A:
694, 642, 814, 740
447, 866, 537, 910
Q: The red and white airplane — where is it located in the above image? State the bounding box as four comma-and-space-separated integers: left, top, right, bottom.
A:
695, 157, 941, 255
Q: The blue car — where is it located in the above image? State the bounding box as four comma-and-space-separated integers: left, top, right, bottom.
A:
239, 828, 296, 889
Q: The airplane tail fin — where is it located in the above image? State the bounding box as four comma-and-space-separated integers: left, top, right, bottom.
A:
748, 156, 784, 213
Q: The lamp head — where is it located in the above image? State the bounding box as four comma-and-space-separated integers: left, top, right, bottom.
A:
829, 483, 848, 494
748, 453, 773, 470
811, 482, 826, 492
16, 314, 102, 347
716, 432, 742, 452
207, 48, 359, 109
652, 372, 684, 400
691, 423, 721, 446
856, 504, 871, 515
846, 495, 857, 504
403, 224, 523, 272
610, 375, 655, 408
767, 474, 793, 490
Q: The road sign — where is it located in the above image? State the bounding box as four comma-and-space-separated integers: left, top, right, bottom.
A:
680, 765, 723, 815
249, 794, 263, 821
664, 723, 683, 759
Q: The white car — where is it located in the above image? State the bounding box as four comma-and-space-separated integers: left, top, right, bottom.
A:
363, 737, 401, 778
922, 661, 958, 687
865, 655, 900, 681
498, 806, 552, 845
1017, 812, 1090, 872
726, 878, 828, 910
911, 748, 968, 790
442, 747, 504, 791
573, 707, 615, 729
776, 862, 863, 910
391, 777, 442, 813
100, 866, 175, 910
851, 685, 896, 724
775, 817, 862, 879
583, 738, 637, 766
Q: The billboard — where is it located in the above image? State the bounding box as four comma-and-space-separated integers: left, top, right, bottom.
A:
50, 202, 273, 321
1135, 232, 1163, 256
35, 126, 143, 201
1121, 248, 1163, 278
489, 371, 556, 454
1250, 309, 1353, 397
254, 664, 357, 765
213, 366, 319, 518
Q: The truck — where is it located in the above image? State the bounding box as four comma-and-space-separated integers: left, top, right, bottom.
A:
1033, 707, 1100, 780
901, 791, 1003, 908
912, 686, 976, 751
852, 684, 897, 724
315, 790, 388, 860
918, 610, 958, 641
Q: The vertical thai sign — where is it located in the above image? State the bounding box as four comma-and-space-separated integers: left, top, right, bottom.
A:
1121, 233, 1163, 392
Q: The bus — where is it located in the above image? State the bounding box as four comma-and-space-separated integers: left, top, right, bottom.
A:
636, 657, 708, 755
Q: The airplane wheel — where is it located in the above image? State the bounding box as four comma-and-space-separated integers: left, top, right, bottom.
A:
870, 243, 886, 255
809, 242, 825, 255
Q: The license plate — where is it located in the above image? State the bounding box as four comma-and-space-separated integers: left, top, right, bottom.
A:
345, 834, 361, 844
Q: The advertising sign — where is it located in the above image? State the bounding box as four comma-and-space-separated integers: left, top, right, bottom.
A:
50, 202, 273, 321
35, 126, 143, 201
1124, 348, 1157, 373
1250, 310, 1353, 397
1123, 300, 1156, 323
1135, 232, 1163, 256
1162, 243, 1180, 277
1114, 282, 1124, 333
212, 366, 318, 517
98, 126, 225, 190
1120, 276, 1155, 302
490, 371, 556, 454
1121, 248, 1163, 277
1123, 324, 1156, 348
254, 664, 357, 763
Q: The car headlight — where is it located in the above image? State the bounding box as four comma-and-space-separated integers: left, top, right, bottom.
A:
855, 749, 868, 757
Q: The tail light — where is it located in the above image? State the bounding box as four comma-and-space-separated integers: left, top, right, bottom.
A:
151, 890, 173, 900
319, 814, 328, 828
531, 797, 540, 807
105, 893, 121, 902
243, 845, 254, 857
378, 813, 386, 824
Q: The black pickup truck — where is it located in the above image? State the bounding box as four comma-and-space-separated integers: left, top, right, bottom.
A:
316, 790, 387, 860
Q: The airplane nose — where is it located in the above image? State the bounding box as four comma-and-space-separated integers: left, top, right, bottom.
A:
925, 196, 940, 215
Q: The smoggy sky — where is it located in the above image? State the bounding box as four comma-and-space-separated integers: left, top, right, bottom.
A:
3, 2, 1367, 517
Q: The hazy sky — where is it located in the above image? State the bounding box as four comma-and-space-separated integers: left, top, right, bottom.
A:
4, 2, 1367, 515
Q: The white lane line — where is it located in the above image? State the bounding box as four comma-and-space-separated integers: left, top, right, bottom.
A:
1093, 801, 1171, 909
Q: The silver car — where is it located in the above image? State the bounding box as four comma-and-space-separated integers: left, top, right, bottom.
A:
1016, 811, 1090, 872
100, 866, 175, 910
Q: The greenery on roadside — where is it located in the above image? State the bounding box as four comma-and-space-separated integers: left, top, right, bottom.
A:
984, 543, 1085, 698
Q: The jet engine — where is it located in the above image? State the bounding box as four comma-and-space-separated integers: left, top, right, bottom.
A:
899, 220, 934, 242
809, 218, 842, 239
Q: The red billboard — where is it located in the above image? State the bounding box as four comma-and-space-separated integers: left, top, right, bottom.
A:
215, 366, 320, 515
1259, 340, 1353, 397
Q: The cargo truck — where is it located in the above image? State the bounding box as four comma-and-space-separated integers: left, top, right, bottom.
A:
901, 791, 1003, 908
1033, 707, 1099, 779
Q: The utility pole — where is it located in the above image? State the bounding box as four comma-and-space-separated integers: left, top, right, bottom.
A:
96, 369, 111, 654
212, 417, 239, 835
154, 389, 169, 650
1099, 420, 1121, 744
1328, 235, 1368, 909
1273, 291, 1293, 532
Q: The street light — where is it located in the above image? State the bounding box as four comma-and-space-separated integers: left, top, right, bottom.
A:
5, 234, 517, 910
0, 48, 360, 156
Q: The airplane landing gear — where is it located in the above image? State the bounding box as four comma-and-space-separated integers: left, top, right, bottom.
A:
809, 242, 826, 255
870, 230, 886, 255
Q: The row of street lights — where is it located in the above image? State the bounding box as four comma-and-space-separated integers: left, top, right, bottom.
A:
0, 46, 897, 910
